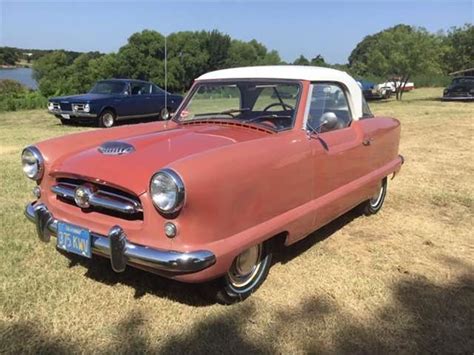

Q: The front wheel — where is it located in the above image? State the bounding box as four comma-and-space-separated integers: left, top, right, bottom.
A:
361, 178, 387, 215
98, 110, 116, 128
212, 242, 273, 304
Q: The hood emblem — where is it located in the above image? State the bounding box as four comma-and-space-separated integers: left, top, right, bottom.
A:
98, 141, 135, 156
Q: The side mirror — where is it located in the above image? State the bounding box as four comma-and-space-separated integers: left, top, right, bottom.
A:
320, 112, 338, 130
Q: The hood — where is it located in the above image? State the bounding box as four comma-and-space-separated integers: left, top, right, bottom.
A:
50, 123, 270, 195
49, 93, 114, 102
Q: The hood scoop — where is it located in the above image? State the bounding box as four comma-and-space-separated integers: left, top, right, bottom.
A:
98, 141, 135, 156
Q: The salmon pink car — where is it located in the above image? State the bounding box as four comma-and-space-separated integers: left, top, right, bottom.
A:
23, 66, 403, 303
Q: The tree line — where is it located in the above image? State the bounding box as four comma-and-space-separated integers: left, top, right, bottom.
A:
3, 24, 473, 99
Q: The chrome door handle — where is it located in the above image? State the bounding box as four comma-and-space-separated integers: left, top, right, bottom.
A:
363, 138, 373, 146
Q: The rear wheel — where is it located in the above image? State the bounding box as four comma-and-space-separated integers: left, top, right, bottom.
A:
361, 178, 387, 215
98, 109, 116, 128
159, 107, 171, 120
211, 241, 273, 304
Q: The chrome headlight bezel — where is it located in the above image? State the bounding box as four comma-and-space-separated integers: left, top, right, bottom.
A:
150, 168, 185, 214
21, 146, 44, 181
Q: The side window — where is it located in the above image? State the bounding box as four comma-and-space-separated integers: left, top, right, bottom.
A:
152, 84, 165, 94
306, 83, 352, 133
131, 83, 149, 95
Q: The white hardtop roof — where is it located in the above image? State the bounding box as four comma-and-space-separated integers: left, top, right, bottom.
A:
197, 65, 364, 119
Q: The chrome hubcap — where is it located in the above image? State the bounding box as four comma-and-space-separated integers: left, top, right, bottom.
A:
103, 113, 114, 127
161, 108, 169, 120
227, 245, 262, 288
370, 183, 384, 207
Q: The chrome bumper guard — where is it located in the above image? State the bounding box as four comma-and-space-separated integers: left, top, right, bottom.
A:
25, 203, 216, 274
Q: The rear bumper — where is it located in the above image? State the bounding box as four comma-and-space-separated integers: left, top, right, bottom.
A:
25, 202, 216, 275
48, 109, 97, 118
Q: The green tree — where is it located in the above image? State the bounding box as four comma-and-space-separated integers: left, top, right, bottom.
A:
68, 52, 104, 93
226, 39, 280, 68
203, 30, 231, 71
349, 25, 444, 99
0, 47, 20, 66
310, 54, 327, 67
32, 51, 75, 96
441, 24, 474, 74
293, 55, 310, 66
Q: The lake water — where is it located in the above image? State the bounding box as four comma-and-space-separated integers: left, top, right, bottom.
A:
0, 67, 38, 89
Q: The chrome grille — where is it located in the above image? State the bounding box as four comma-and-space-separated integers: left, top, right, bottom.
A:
52, 179, 143, 220
60, 102, 71, 111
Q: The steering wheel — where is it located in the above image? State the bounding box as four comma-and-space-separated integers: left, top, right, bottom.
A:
263, 102, 294, 112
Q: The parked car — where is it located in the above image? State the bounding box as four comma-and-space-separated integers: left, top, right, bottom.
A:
47, 79, 183, 127
442, 76, 474, 101
23, 66, 403, 303
378, 80, 415, 93
357, 79, 391, 100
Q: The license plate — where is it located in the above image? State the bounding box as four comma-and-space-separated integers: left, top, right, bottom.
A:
57, 222, 91, 258
61, 114, 70, 119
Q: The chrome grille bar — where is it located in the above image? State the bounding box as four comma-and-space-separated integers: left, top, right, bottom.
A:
51, 182, 142, 215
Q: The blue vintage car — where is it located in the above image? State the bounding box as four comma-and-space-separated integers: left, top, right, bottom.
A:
47, 79, 183, 127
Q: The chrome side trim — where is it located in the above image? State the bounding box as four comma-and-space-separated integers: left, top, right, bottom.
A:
25, 203, 216, 274
116, 112, 159, 120
51, 183, 143, 214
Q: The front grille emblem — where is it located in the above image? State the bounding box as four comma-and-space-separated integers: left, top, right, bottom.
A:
98, 141, 135, 156
74, 185, 95, 208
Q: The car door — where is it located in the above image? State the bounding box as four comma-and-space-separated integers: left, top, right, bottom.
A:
122, 82, 153, 117
306, 82, 373, 228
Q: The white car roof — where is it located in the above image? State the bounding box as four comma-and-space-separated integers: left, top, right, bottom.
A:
197, 65, 363, 120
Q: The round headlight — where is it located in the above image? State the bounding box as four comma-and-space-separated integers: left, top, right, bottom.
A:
21, 146, 44, 180
48, 102, 54, 110
150, 169, 185, 214
84, 103, 90, 112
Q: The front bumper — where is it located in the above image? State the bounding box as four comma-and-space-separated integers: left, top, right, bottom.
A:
25, 202, 216, 274
441, 95, 474, 101
48, 109, 97, 118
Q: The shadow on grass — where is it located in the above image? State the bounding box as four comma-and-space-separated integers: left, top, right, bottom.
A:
62, 251, 213, 306
275, 207, 363, 265
1, 258, 472, 353
58, 207, 365, 307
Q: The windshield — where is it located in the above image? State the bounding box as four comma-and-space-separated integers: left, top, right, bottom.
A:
175, 80, 301, 131
90, 81, 126, 94
452, 77, 474, 87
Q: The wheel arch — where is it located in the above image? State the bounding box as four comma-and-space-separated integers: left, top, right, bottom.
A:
99, 106, 117, 117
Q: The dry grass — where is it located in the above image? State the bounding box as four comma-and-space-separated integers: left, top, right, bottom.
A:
0, 88, 473, 353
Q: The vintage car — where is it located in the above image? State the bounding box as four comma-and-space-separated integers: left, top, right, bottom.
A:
357, 79, 392, 100
47, 79, 183, 127
23, 66, 403, 303
442, 76, 474, 101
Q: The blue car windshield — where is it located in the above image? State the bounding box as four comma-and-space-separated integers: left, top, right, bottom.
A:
90, 81, 125, 94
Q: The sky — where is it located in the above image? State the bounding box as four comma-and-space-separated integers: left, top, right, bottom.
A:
0, 0, 472, 64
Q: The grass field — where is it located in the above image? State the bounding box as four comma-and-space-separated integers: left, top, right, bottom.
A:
0, 88, 473, 353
